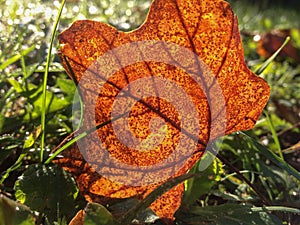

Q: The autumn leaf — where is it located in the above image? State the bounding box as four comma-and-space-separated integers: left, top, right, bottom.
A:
55, 0, 270, 223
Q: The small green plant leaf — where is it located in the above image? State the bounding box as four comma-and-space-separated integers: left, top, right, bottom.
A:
84, 203, 116, 225
7, 78, 24, 93
56, 78, 76, 97
23, 134, 35, 149
183, 153, 223, 204
14, 164, 79, 223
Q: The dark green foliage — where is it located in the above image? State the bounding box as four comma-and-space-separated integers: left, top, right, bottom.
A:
176, 203, 283, 225
14, 164, 79, 224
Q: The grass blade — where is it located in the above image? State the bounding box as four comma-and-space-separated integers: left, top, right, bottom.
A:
241, 132, 300, 181
255, 37, 290, 75
45, 111, 129, 164
252, 206, 300, 214
264, 111, 284, 160
40, 0, 65, 162
0, 45, 35, 71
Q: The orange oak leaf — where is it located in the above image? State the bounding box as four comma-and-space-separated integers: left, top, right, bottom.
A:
55, 0, 270, 223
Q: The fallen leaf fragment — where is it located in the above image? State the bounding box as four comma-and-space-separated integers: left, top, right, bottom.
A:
69, 210, 84, 225
56, 0, 270, 223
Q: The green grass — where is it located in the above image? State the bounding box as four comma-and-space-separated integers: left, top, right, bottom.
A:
40, 0, 66, 163
1, 0, 300, 224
